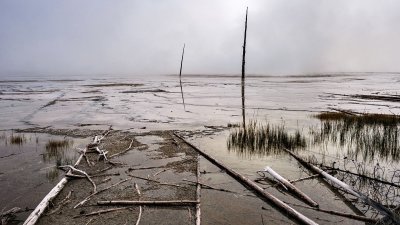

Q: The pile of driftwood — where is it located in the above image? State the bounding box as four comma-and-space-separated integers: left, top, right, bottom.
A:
23, 129, 201, 225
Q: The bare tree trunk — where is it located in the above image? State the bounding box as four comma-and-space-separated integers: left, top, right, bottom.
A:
241, 7, 248, 127
179, 44, 186, 111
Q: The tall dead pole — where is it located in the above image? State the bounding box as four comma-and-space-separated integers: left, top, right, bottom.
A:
241, 7, 248, 127
179, 44, 186, 110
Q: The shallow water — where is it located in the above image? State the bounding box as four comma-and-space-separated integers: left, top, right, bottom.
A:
1, 73, 399, 223
0, 131, 89, 222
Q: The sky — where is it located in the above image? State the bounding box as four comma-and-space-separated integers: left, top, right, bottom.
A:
1, 0, 400, 77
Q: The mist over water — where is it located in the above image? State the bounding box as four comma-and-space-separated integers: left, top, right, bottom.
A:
1, 0, 400, 77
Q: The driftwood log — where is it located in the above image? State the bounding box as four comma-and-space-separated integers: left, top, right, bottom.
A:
196, 155, 201, 225
98, 200, 197, 206
174, 133, 318, 225
263, 166, 319, 207
283, 148, 400, 225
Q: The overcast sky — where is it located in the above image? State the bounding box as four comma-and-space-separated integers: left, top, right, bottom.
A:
1, 0, 400, 77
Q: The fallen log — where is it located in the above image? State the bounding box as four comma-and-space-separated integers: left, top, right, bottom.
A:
174, 133, 318, 225
283, 148, 400, 225
98, 200, 197, 206
263, 166, 319, 207
286, 202, 379, 223
23, 178, 69, 225
321, 165, 400, 188
196, 155, 201, 225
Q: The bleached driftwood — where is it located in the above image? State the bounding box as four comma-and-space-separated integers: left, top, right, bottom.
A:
23, 178, 68, 225
109, 139, 134, 158
98, 200, 198, 206
174, 133, 318, 225
196, 155, 201, 225
263, 166, 319, 207
288, 202, 379, 223
283, 148, 400, 224
134, 183, 142, 225
59, 165, 96, 193
74, 207, 130, 218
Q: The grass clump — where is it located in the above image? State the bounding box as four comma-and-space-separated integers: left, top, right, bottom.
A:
43, 139, 73, 163
9, 133, 25, 145
227, 120, 306, 156
313, 111, 400, 162
314, 111, 400, 126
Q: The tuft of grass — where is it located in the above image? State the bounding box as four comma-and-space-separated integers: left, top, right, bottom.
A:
43, 139, 73, 163
45, 139, 71, 151
227, 120, 306, 156
9, 133, 25, 145
313, 112, 400, 162
314, 111, 400, 126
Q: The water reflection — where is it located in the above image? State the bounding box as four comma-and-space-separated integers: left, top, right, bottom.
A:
42, 139, 76, 181
8, 133, 26, 145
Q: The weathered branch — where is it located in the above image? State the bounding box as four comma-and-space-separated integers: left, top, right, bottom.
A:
98, 200, 197, 206
263, 167, 318, 207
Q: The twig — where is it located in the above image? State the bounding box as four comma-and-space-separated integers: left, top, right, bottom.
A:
85, 218, 94, 225
127, 174, 182, 188
74, 178, 132, 208
73, 207, 129, 218
182, 179, 255, 197
59, 165, 96, 193
109, 139, 135, 158
128, 166, 165, 171
289, 174, 320, 184
152, 169, 167, 177
46, 191, 72, 215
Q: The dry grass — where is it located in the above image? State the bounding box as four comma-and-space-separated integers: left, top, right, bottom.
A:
45, 139, 71, 151
9, 134, 25, 145
313, 112, 400, 162
227, 120, 306, 156
314, 111, 400, 126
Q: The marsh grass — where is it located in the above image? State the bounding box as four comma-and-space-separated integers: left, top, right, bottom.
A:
313, 112, 400, 162
227, 120, 306, 156
314, 112, 400, 126
9, 133, 25, 145
43, 139, 73, 163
